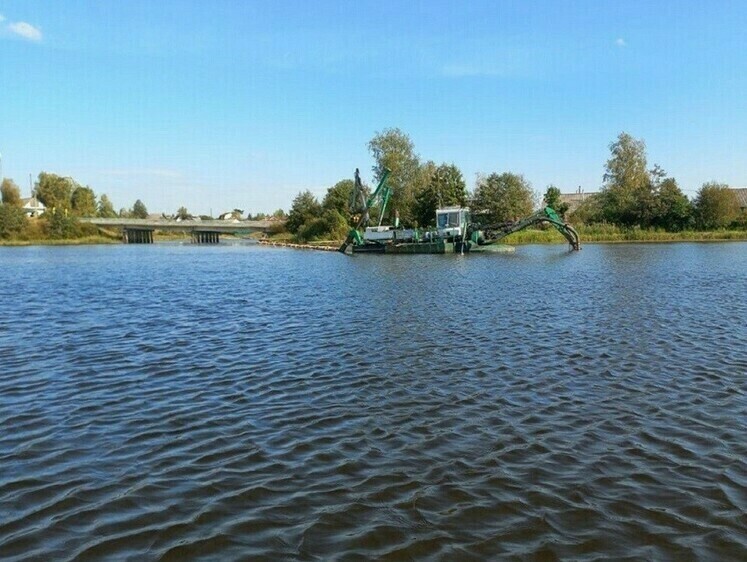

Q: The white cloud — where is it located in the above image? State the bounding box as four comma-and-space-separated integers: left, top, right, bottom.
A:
615, 38, 627, 48
0, 14, 6, 23
7, 21, 43, 41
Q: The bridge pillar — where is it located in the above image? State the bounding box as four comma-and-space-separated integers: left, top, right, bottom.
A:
123, 228, 154, 244
192, 231, 220, 244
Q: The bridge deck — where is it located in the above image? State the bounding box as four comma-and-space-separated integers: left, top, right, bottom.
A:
82, 218, 276, 233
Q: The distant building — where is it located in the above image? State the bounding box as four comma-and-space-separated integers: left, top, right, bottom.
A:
559, 189, 599, 215
219, 211, 242, 221
731, 187, 747, 212
20, 196, 45, 217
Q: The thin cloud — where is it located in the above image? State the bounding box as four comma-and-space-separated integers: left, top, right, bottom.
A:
7, 21, 42, 41
615, 38, 627, 48
0, 14, 6, 23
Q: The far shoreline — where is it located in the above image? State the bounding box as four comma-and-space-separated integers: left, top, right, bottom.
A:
2, 231, 747, 248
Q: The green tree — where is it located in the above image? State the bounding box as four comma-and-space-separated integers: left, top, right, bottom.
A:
472, 172, 536, 224
600, 133, 654, 227
71, 186, 97, 217
694, 182, 738, 229
97, 194, 117, 218
286, 190, 322, 234
35, 173, 76, 212
131, 199, 148, 219
653, 178, 691, 231
322, 179, 355, 221
1, 178, 22, 207
0, 204, 28, 238
543, 185, 570, 217
413, 163, 467, 227
368, 128, 421, 225
272, 209, 286, 219
176, 206, 192, 220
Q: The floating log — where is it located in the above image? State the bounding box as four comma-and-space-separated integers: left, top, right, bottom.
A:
258, 240, 338, 252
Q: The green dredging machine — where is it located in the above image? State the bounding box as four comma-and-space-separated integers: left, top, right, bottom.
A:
338, 168, 580, 254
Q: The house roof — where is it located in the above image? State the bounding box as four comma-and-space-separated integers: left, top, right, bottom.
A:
559, 192, 599, 203
731, 187, 747, 208
20, 196, 45, 209
557, 191, 599, 213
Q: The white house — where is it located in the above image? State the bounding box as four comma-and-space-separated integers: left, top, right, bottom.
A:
20, 196, 45, 217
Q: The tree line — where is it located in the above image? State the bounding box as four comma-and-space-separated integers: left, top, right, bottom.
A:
285, 129, 745, 241
0, 171, 288, 241
286, 128, 541, 242
572, 132, 744, 231
0, 173, 155, 240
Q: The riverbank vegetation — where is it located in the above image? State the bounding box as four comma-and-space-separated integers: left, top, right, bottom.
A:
2, 131, 745, 246
0, 173, 152, 243
285, 129, 746, 244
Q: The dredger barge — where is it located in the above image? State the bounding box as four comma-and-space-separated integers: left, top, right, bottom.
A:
339, 169, 580, 255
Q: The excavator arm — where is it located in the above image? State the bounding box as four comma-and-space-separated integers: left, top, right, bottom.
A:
470, 207, 580, 250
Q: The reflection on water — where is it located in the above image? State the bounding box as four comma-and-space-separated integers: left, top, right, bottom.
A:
1, 243, 746, 560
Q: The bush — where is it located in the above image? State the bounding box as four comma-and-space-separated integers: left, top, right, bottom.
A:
0, 204, 29, 239
296, 209, 349, 242
44, 210, 82, 239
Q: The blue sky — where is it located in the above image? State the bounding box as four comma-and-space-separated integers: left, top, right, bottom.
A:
1, 1, 746, 215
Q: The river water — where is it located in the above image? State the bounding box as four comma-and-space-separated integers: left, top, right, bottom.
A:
0, 242, 745, 560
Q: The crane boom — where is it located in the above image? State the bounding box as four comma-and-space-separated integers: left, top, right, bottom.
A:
339, 168, 392, 252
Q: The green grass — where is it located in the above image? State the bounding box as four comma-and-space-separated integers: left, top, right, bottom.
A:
0, 235, 121, 246
504, 225, 747, 244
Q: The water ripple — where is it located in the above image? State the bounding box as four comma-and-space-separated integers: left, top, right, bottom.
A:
1, 243, 746, 560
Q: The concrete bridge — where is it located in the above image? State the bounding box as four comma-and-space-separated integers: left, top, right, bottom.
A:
81, 218, 277, 244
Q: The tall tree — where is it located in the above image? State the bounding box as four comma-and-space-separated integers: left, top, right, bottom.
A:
97, 194, 117, 218
694, 182, 738, 229
413, 163, 467, 227
35, 173, 76, 212
368, 128, 421, 226
472, 172, 535, 224
71, 186, 97, 217
601, 132, 653, 227
131, 199, 148, 219
286, 190, 322, 234
1, 178, 22, 207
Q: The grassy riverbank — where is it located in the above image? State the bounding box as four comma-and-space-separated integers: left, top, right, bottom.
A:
3, 227, 746, 247
506, 226, 747, 244
0, 235, 121, 246
291, 227, 747, 248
